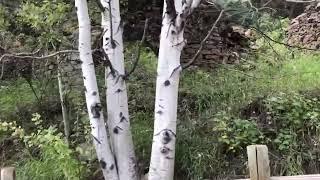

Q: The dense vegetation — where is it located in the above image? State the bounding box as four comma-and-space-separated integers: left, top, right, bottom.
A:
1, 0, 320, 180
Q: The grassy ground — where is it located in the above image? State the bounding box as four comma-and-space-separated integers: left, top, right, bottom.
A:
1, 42, 320, 179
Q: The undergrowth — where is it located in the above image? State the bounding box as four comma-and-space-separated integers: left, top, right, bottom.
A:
1, 30, 320, 179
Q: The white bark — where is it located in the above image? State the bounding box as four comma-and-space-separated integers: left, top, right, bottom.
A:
148, 0, 200, 179
75, 1, 118, 179
100, 0, 137, 179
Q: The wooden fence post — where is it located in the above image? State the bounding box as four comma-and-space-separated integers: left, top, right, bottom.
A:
1, 167, 16, 180
247, 145, 270, 180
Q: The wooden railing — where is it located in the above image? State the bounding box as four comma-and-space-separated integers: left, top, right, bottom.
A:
239, 145, 320, 180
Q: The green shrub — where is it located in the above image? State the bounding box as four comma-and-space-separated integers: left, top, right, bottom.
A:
0, 113, 84, 180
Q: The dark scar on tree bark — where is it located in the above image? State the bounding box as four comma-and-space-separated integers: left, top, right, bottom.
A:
162, 131, 172, 144
91, 103, 102, 118
166, 0, 177, 21
109, 164, 115, 170
155, 129, 176, 144
120, 116, 128, 123
170, 65, 182, 78
156, 110, 163, 115
113, 126, 123, 134
160, 146, 172, 154
165, 156, 174, 160
92, 91, 97, 96
164, 80, 170, 86
100, 160, 107, 169
115, 88, 123, 93
159, 104, 164, 108
92, 135, 102, 144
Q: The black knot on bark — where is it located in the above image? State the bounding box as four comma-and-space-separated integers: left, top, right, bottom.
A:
162, 131, 171, 144
155, 129, 176, 144
100, 160, 107, 169
160, 146, 171, 155
166, 0, 177, 21
164, 80, 171, 86
113, 126, 123, 134
91, 103, 102, 118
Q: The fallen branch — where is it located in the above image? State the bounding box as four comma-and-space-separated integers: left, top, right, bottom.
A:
182, 10, 224, 69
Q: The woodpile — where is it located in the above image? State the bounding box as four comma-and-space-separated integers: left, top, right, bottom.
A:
140, 4, 250, 68
287, 2, 320, 49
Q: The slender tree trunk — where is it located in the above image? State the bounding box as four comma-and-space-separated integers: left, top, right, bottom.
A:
100, 0, 138, 179
148, 0, 200, 179
57, 56, 70, 144
75, 1, 118, 179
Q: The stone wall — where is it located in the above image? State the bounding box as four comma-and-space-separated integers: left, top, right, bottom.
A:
287, 2, 320, 50
140, 4, 249, 68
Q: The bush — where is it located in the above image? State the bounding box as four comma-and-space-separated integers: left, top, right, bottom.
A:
0, 113, 84, 180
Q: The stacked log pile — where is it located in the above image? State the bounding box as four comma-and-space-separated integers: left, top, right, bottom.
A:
142, 4, 249, 68
287, 2, 320, 50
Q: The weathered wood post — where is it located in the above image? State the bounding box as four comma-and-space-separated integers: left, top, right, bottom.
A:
247, 145, 270, 180
1, 167, 16, 180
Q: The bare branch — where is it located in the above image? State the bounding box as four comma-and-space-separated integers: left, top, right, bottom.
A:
0, 50, 79, 63
0, 61, 4, 79
285, 0, 316, 3
262, 0, 273, 7
251, 27, 320, 51
123, 18, 149, 79
0, 50, 78, 80
182, 10, 224, 69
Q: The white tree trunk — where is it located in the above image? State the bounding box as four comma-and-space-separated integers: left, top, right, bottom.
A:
148, 0, 200, 179
100, 0, 137, 179
75, 1, 118, 179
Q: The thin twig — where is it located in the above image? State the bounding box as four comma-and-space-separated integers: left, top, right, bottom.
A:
285, 0, 316, 3
182, 10, 225, 69
123, 18, 149, 79
0, 50, 79, 63
251, 27, 320, 51
0, 50, 79, 81
262, 0, 273, 7
0, 61, 4, 79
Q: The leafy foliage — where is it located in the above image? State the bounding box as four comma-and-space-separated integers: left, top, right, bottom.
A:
17, 0, 72, 49
0, 113, 84, 180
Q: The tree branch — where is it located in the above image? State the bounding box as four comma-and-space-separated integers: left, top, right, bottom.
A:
285, 0, 316, 3
123, 18, 149, 79
182, 10, 224, 69
0, 50, 79, 80
251, 27, 320, 51
0, 50, 78, 63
